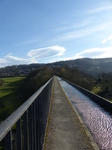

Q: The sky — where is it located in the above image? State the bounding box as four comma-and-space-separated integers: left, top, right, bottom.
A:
0, 0, 112, 67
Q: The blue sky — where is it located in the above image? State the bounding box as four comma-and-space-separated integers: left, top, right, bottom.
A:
0, 0, 112, 67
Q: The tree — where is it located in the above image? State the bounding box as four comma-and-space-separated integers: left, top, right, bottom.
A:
0, 79, 4, 87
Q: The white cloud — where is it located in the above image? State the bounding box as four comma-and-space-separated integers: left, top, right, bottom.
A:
56, 23, 110, 42
108, 35, 112, 40
5, 54, 26, 62
55, 19, 91, 32
44, 47, 112, 62
102, 39, 107, 44
0, 58, 7, 64
0, 54, 29, 67
28, 46, 66, 59
0, 46, 66, 67
102, 35, 112, 44
74, 47, 112, 59
0, 46, 112, 68
87, 5, 112, 14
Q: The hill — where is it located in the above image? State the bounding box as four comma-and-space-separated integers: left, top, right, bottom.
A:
0, 58, 112, 77
48, 58, 112, 76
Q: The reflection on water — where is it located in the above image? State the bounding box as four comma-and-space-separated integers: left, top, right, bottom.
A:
59, 79, 112, 150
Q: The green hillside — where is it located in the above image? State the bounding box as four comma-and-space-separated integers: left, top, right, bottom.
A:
0, 77, 25, 122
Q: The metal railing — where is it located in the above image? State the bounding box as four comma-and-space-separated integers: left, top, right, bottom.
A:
0, 77, 54, 150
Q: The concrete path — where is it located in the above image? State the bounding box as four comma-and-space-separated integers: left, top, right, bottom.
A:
44, 77, 99, 150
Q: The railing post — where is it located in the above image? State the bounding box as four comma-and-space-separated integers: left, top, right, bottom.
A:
5, 130, 12, 150
36, 97, 39, 150
23, 111, 28, 150
16, 118, 22, 150
38, 94, 41, 150
33, 101, 37, 150
40, 92, 43, 150
29, 105, 33, 150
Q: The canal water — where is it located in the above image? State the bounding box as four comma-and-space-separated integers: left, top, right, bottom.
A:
59, 78, 112, 150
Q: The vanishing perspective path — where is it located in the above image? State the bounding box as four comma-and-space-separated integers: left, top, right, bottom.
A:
44, 77, 99, 150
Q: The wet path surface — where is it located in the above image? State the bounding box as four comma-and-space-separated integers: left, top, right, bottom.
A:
44, 77, 98, 150
59, 78, 112, 150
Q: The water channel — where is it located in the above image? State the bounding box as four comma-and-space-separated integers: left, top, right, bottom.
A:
59, 78, 112, 150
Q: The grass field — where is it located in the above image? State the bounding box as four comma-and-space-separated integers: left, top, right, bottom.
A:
91, 84, 112, 102
91, 86, 101, 95
0, 77, 25, 122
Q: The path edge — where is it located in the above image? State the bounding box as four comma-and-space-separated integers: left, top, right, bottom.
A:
43, 77, 55, 150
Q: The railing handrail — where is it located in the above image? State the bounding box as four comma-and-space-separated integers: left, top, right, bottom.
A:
0, 76, 54, 141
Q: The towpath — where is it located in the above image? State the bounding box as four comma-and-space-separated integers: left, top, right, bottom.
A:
44, 77, 99, 150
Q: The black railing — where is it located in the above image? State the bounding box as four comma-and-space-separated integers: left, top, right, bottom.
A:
0, 77, 54, 150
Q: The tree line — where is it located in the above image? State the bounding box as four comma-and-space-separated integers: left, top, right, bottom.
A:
21, 66, 94, 100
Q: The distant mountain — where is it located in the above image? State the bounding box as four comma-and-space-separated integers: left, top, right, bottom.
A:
0, 58, 112, 77
48, 58, 112, 76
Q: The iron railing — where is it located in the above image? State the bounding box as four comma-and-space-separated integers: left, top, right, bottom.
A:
0, 77, 54, 150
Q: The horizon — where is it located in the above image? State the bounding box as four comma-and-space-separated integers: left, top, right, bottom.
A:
0, 0, 112, 67
0, 57, 112, 69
